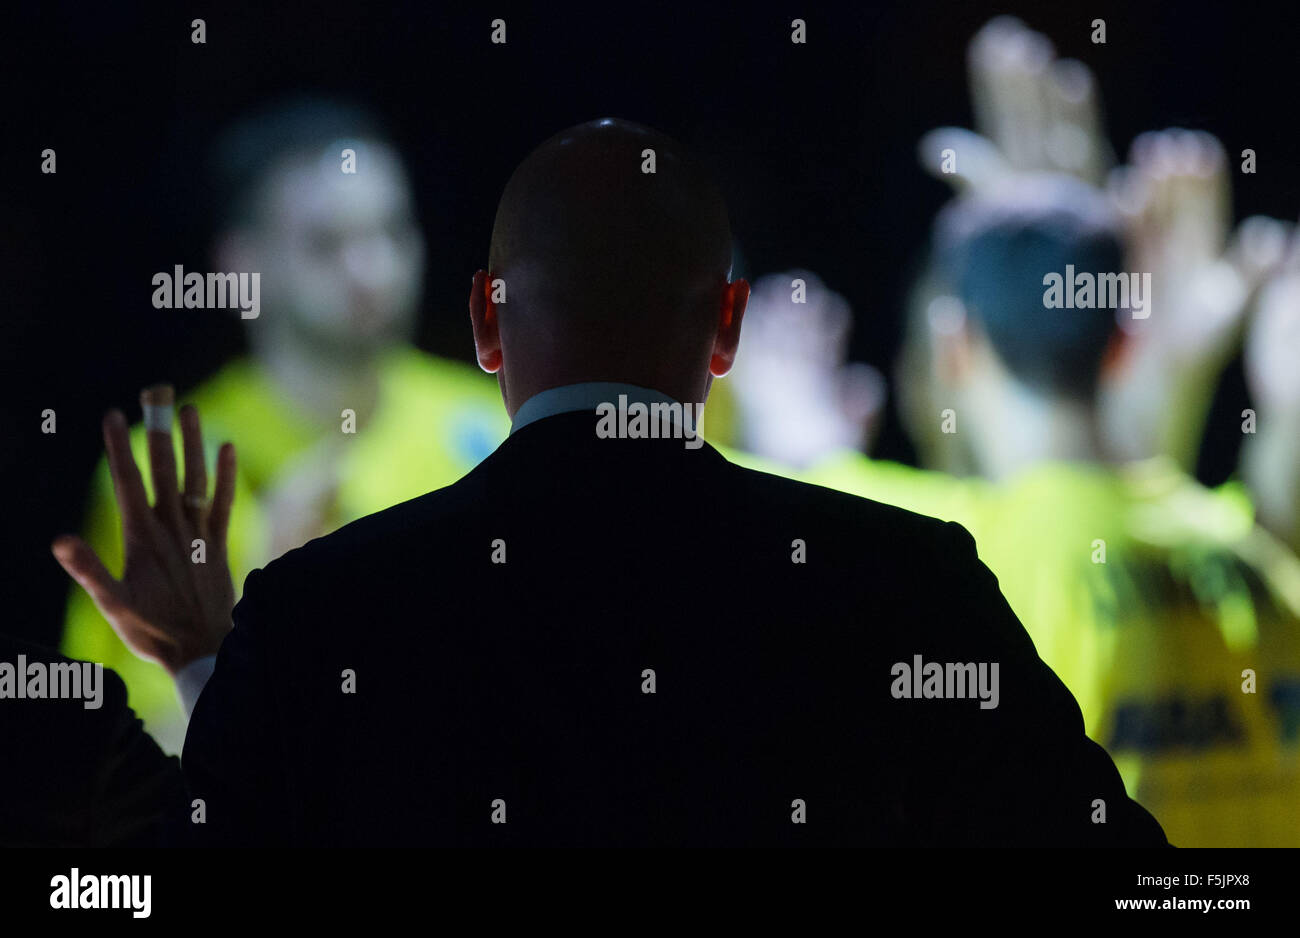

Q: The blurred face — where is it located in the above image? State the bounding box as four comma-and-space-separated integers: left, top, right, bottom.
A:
246, 140, 425, 356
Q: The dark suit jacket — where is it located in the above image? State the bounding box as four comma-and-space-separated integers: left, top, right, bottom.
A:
0, 634, 185, 846
181, 411, 1168, 845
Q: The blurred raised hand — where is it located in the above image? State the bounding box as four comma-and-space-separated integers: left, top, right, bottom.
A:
1100, 128, 1292, 467
1246, 235, 1300, 415
1241, 235, 1300, 550
919, 16, 1113, 193
727, 270, 885, 469
915, 15, 1289, 471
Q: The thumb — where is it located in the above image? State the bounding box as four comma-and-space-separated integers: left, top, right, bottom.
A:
918, 127, 1008, 192
52, 534, 124, 617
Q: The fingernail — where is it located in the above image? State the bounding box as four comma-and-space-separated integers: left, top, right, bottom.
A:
141, 387, 174, 432
140, 384, 175, 407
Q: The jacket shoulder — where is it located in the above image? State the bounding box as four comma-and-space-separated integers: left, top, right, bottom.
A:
722, 458, 966, 550
243, 470, 489, 601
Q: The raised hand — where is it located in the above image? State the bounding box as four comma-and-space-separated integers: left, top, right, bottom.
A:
1241, 237, 1300, 551
1114, 130, 1240, 350
919, 16, 1113, 192
52, 386, 237, 676
727, 270, 885, 468
1099, 129, 1287, 467
1243, 229, 1300, 415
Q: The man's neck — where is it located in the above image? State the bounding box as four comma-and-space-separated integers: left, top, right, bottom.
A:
969, 375, 1104, 482
506, 369, 709, 422
510, 381, 686, 435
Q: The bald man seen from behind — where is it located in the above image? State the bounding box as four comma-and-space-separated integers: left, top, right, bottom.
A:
180, 119, 1168, 845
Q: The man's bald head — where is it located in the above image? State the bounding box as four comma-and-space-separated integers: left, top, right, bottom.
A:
490, 119, 732, 324
474, 120, 744, 414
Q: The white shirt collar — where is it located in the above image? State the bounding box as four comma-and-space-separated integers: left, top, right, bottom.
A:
510, 382, 681, 435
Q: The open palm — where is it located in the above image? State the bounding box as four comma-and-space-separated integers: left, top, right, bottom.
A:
53, 387, 237, 676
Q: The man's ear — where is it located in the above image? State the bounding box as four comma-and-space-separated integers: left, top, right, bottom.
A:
709, 278, 750, 377
469, 269, 502, 373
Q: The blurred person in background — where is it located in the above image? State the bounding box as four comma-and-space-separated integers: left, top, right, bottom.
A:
731, 186, 1300, 846
904, 181, 1300, 847
914, 15, 1281, 479
55, 97, 508, 752
907, 15, 1300, 555
723, 17, 1300, 845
